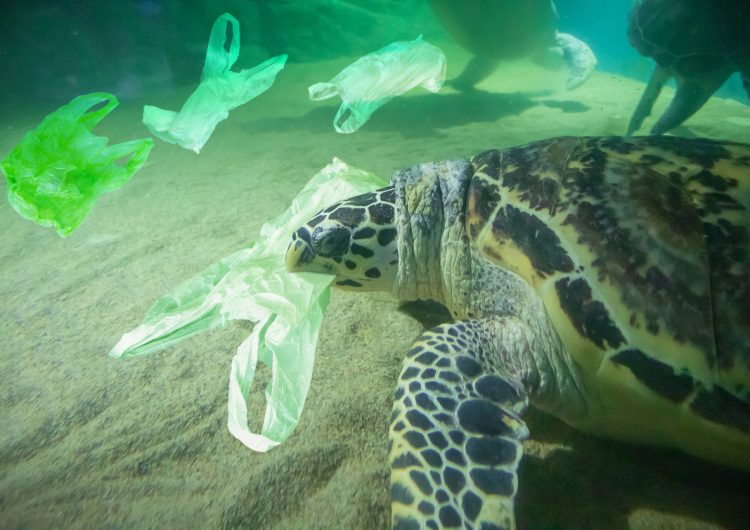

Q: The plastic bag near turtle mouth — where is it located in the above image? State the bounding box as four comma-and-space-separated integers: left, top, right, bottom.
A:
0, 92, 153, 237
109, 159, 388, 452
308, 35, 447, 134
143, 13, 287, 153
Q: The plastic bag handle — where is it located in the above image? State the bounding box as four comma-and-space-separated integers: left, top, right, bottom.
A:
308, 82, 340, 101
202, 13, 241, 80
102, 138, 153, 171
98, 137, 155, 192
71, 92, 119, 131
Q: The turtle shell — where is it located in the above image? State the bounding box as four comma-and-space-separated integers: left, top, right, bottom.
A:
628, 0, 750, 76
465, 136, 750, 440
429, 0, 557, 60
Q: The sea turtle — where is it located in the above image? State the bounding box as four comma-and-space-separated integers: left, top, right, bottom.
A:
286, 135, 750, 529
626, 0, 750, 135
429, 0, 597, 91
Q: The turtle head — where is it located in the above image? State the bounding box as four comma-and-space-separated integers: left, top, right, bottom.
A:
286, 186, 398, 291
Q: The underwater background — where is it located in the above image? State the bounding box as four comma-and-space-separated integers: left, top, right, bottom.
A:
1, 1, 749, 529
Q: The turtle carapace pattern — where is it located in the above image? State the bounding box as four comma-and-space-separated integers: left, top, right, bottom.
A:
626, 0, 750, 135
286, 136, 750, 530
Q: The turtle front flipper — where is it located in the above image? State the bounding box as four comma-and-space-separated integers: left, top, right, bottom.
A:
389, 317, 533, 530
650, 69, 732, 135
626, 64, 671, 135
554, 32, 596, 89
449, 56, 500, 92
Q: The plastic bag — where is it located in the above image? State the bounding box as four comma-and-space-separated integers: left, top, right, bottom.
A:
308, 35, 446, 133
143, 13, 287, 153
0, 92, 153, 237
110, 159, 388, 451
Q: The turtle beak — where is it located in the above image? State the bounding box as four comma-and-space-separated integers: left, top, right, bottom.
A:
285, 236, 314, 273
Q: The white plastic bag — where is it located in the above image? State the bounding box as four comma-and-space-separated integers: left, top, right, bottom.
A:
309, 36, 446, 133
110, 160, 388, 452
143, 13, 287, 153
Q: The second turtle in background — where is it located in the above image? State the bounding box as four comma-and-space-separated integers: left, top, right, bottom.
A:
429, 0, 597, 91
626, 0, 750, 135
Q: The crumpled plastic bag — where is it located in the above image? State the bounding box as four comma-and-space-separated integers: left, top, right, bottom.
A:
0, 92, 153, 237
308, 35, 446, 133
143, 13, 287, 153
110, 159, 388, 452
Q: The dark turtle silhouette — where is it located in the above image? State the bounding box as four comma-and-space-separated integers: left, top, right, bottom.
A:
429, 0, 597, 91
626, 0, 750, 135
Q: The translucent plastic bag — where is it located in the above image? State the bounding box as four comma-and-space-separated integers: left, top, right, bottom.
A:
309, 36, 446, 133
143, 13, 287, 153
1, 92, 153, 237
110, 159, 388, 451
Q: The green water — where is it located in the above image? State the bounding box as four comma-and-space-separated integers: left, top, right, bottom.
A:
1, 2, 748, 529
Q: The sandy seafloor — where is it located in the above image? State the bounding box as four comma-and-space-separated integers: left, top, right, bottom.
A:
2, 47, 750, 530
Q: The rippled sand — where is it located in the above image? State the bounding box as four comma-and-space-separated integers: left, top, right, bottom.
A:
1, 52, 749, 529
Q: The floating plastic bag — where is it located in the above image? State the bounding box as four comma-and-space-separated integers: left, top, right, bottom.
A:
110, 159, 388, 451
143, 13, 287, 153
0, 92, 153, 237
308, 35, 446, 133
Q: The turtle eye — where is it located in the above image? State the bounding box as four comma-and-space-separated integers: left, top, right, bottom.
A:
311, 225, 351, 258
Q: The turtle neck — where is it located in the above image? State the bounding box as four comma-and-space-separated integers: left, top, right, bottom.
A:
391, 158, 473, 315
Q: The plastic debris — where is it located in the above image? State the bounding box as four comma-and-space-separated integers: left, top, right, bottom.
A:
110, 159, 388, 452
308, 35, 446, 133
0, 92, 153, 237
143, 13, 287, 153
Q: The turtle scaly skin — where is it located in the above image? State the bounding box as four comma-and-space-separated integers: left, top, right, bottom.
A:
286, 136, 750, 529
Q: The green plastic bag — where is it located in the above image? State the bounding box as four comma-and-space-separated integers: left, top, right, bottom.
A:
308, 35, 446, 133
1, 92, 153, 237
110, 159, 388, 451
143, 13, 287, 153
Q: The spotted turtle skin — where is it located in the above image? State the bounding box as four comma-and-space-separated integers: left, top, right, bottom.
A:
287, 136, 750, 530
